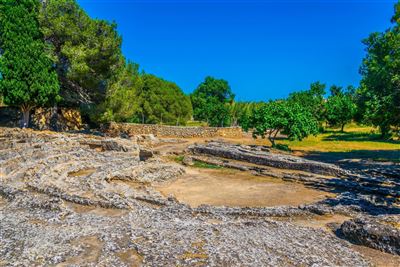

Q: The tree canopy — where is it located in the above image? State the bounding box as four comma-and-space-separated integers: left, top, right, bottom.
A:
0, 0, 60, 127
288, 82, 326, 125
191, 76, 235, 127
39, 0, 123, 105
95, 61, 143, 123
136, 74, 192, 125
358, 3, 400, 136
244, 100, 319, 146
37, 0, 193, 126
0, 0, 398, 139
325, 86, 357, 132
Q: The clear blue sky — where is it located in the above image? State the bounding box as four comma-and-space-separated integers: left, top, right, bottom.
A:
77, 0, 397, 101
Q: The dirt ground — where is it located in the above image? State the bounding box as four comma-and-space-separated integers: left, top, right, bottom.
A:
152, 135, 400, 267
156, 168, 334, 208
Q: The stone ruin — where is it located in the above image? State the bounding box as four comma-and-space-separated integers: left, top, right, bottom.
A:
0, 128, 398, 266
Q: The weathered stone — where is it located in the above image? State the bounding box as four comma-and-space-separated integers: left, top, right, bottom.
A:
340, 217, 400, 255
102, 122, 243, 138
0, 127, 373, 266
189, 142, 349, 176
182, 155, 194, 166
139, 149, 154, 161
0, 106, 84, 131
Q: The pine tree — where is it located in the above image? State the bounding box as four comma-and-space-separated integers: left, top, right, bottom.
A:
0, 0, 60, 127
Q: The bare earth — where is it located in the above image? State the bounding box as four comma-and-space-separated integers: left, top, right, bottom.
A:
156, 168, 334, 208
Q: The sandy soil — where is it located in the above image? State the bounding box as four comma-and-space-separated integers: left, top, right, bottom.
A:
351, 244, 400, 267
156, 168, 334, 208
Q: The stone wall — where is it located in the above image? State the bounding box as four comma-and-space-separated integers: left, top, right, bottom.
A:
31, 107, 84, 131
103, 122, 243, 138
0, 107, 84, 131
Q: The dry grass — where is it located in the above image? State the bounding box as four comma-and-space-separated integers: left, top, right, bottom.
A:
276, 124, 400, 153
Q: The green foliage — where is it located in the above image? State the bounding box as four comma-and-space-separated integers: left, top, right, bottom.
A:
173, 155, 222, 169
358, 3, 400, 137
173, 155, 185, 163
325, 86, 357, 132
192, 160, 223, 169
273, 143, 292, 152
191, 76, 235, 127
135, 74, 192, 125
94, 61, 143, 123
245, 100, 319, 146
186, 120, 208, 127
288, 81, 326, 125
229, 101, 264, 127
39, 0, 122, 105
0, 0, 60, 126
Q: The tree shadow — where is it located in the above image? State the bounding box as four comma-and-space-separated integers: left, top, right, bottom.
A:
322, 131, 399, 144
303, 150, 400, 169
302, 177, 400, 216
300, 149, 399, 216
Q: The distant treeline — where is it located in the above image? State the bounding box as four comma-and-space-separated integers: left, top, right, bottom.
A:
0, 0, 399, 140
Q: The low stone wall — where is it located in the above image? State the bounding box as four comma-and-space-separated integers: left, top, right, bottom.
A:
103, 122, 243, 138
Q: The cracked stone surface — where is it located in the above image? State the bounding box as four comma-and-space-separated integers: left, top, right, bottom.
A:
188, 142, 350, 176
0, 127, 390, 266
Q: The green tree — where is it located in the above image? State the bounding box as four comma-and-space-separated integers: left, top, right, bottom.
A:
329, 85, 343, 97
229, 101, 265, 127
325, 86, 357, 132
358, 3, 400, 137
191, 76, 235, 127
244, 100, 318, 147
136, 74, 192, 125
0, 0, 60, 127
95, 61, 143, 123
288, 82, 326, 126
39, 0, 122, 105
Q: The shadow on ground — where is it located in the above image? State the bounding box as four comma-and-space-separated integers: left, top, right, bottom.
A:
322, 131, 400, 144
304, 150, 400, 167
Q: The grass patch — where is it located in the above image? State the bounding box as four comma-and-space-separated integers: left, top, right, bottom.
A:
173, 155, 185, 163
272, 143, 291, 152
192, 160, 223, 169
277, 125, 400, 153
172, 155, 223, 169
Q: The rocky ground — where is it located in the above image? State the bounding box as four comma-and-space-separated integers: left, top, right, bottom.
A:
0, 128, 399, 266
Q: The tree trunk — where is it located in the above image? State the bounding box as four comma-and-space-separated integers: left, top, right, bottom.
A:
21, 105, 32, 128
380, 125, 390, 139
268, 130, 276, 147
268, 136, 276, 147
341, 123, 345, 132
